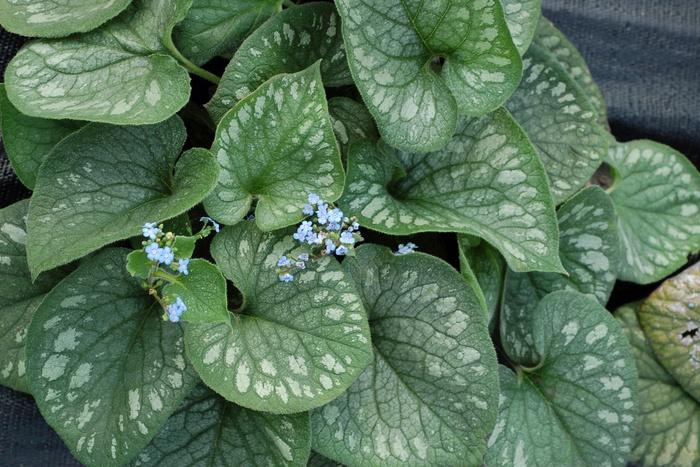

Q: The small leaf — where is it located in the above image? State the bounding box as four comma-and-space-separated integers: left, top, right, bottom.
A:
339, 108, 563, 273
336, 0, 522, 152
639, 262, 700, 403
5, 0, 192, 124
328, 97, 378, 157
501, 186, 620, 364
26, 248, 197, 466
0, 0, 132, 37
606, 140, 700, 284
487, 291, 638, 466
457, 235, 505, 328
501, 0, 542, 55
506, 41, 613, 202
126, 251, 151, 279
171, 235, 196, 259
27, 118, 218, 279
204, 63, 344, 231
616, 304, 700, 467
0, 200, 69, 393
311, 245, 498, 466
185, 222, 372, 414
207, 2, 350, 123
173, 0, 283, 66
134, 383, 311, 466
0, 84, 83, 189
162, 259, 229, 324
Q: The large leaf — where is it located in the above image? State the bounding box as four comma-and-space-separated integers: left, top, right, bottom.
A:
204, 63, 344, 231
134, 383, 311, 466
26, 248, 197, 466
206, 2, 351, 123
339, 108, 563, 274
26, 117, 218, 279
185, 222, 372, 414
457, 234, 505, 328
0, 200, 69, 393
173, 0, 282, 66
501, 0, 541, 55
328, 97, 378, 157
501, 186, 620, 363
506, 42, 612, 202
0, 0, 132, 37
534, 16, 607, 125
487, 291, 638, 466
617, 304, 700, 467
606, 140, 700, 284
639, 262, 700, 403
311, 245, 498, 466
336, 0, 522, 152
0, 83, 83, 189
4, 0, 192, 125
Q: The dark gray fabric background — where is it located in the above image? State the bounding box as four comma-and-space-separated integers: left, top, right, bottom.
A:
0, 1, 698, 465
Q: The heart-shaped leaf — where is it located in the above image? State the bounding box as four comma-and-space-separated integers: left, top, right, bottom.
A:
617, 304, 700, 467
506, 40, 612, 202
501, 0, 541, 55
638, 262, 700, 403
328, 97, 378, 157
534, 17, 607, 125
606, 140, 700, 284
204, 63, 344, 231
0, 84, 84, 189
185, 222, 372, 414
0, 0, 132, 37
134, 383, 311, 466
0, 200, 70, 393
162, 259, 230, 324
487, 291, 637, 466
5, 0, 192, 124
173, 0, 283, 66
26, 248, 197, 467
27, 117, 219, 279
339, 108, 563, 274
501, 186, 620, 364
335, 0, 522, 152
206, 2, 350, 123
457, 234, 505, 328
311, 245, 498, 466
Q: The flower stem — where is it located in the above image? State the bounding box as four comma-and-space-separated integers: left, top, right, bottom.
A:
164, 38, 220, 85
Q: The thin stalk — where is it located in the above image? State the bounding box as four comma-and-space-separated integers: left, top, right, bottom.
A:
164, 39, 220, 85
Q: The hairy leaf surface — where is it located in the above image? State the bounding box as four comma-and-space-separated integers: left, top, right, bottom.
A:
311, 245, 498, 466
501, 0, 541, 55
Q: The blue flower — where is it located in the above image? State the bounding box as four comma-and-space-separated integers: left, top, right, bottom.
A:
278, 256, 291, 267
177, 258, 190, 275
340, 230, 356, 245
328, 208, 344, 224
298, 253, 310, 261
316, 203, 329, 224
142, 222, 160, 240
158, 246, 175, 265
327, 222, 341, 231
200, 216, 220, 233
167, 297, 187, 322
303, 204, 314, 215
308, 193, 321, 205
396, 242, 418, 255
325, 239, 336, 255
352, 221, 360, 230
279, 273, 294, 282
293, 221, 314, 242
145, 242, 161, 261
336, 245, 348, 256
295, 261, 306, 269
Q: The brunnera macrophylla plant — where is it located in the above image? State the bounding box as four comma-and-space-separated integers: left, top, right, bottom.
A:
0, 0, 698, 466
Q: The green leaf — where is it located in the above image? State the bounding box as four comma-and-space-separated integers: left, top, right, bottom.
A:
501, 186, 620, 364
26, 117, 219, 279
173, 0, 283, 66
638, 262, 700, 403
0, 84, 83, 189
606, 140, 700, 284
206, 2, 351, 123
328, 97, 378, 157
162, 259, 229, 324
26, 248, 197, 466
616, 304, 700, 467
457, 234, 505, 328
171, 235, 196, 259
506, 41, 613, 202
0, 0, 132, 37
534, 17, 608, 125
487, 291, 638, 466
185, 222, 372, 414
4, 0, 192, 125
307, 452, 343, 467
339, 108, 563, 274
311, 245, 498, 466
126, 251, 151, 279
335, 0, 522, 152
0, 200, 69, 393
204, 63, 344, 231
501, 0, 541, 55
134, 383, 311, 466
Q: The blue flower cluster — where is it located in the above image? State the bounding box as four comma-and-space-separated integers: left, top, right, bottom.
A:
167, 297, 187, 323
141, 223, 190, 276
395, 242, 418, 255
277, 193, 363, 282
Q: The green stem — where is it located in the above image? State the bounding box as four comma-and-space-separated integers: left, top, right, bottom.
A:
165, 39, 220, 85
153, 269, 181, 284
